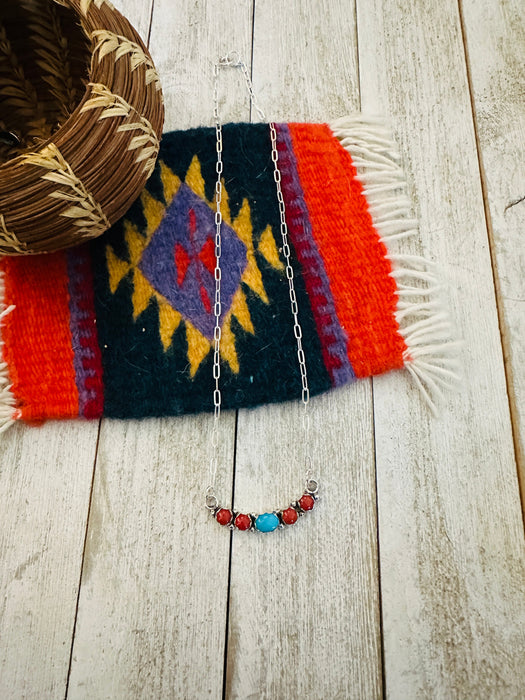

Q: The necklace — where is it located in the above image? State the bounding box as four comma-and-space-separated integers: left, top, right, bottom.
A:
205, 53, 319, 533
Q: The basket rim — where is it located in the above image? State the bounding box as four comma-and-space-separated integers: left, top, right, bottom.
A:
0, 0, 165, 255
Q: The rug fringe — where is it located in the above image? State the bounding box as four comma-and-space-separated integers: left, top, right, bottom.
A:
330, 115, 460, 414
0, 269, 17, 433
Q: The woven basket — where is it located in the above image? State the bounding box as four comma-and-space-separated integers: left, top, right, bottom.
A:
0, 0, 164, 255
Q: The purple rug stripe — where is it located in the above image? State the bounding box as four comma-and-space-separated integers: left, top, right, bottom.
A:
66, 248, 98, 415
275, 123, 355, 387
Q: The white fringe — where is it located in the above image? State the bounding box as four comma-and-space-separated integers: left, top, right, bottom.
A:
0, 269, 17, 433
330, 115, 460, 414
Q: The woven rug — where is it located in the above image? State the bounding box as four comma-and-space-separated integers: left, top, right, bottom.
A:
0, 117, 456, 430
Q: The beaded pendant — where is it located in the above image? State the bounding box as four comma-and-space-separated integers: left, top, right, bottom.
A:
206, 479, 319, 533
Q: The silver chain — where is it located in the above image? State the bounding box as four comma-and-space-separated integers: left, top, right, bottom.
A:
207, 53, 312, 506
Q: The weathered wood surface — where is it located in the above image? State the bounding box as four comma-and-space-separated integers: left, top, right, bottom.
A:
0, 422, 96, 699
0, 0, 524, 699
227, 3, 382, 699
358, 0, 525, 697
460, 0, 525, 494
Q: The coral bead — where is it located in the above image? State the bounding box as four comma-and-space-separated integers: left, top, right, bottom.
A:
298, 494, 315, 512
216, 508, 233, 526
281, 507, 298, 525
234, 513, 252, 531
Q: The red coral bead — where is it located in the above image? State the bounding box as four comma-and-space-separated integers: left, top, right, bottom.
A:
281, 507, 298, 525
234, 513, 252, 531
216, 508, 233, 526
298, 494, 315, 512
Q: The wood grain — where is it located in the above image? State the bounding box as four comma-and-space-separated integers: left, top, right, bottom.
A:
460, 0, 525, 504
227, 2, 382, 698
67, 415, 237, 699
0, 2, 156, 693
147, 0, 255, 131
2, 0, 525, 698
251, 0, 359, 122
228, 387, 382, 700
66, 0, 250, 697
0, 422, 97, 699
356, 0, 525, 696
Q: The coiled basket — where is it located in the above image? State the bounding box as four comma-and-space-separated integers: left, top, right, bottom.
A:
0, 0, 164, 255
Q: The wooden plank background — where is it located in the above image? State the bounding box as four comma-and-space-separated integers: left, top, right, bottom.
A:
1, 0, 524, 698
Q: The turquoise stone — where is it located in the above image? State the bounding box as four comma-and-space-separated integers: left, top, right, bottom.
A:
255, 512, 280, 533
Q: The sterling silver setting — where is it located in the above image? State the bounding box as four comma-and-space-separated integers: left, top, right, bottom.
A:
206, 53, 319, 532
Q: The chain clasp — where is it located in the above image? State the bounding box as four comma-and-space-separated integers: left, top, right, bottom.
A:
218, 50, 241, 67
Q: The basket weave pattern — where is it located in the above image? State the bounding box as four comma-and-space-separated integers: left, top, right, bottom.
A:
0, 0, 164, 255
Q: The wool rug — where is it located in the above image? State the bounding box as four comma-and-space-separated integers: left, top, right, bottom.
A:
0, 117, 457, 430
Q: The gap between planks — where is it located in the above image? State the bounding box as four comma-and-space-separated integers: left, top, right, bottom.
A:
222, 7, 257, 695
354, 2, 388, 694
370, 381, 387, 700
65, 1, 156, 696
64, 422, 102, 699
457, 0, 525, 523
